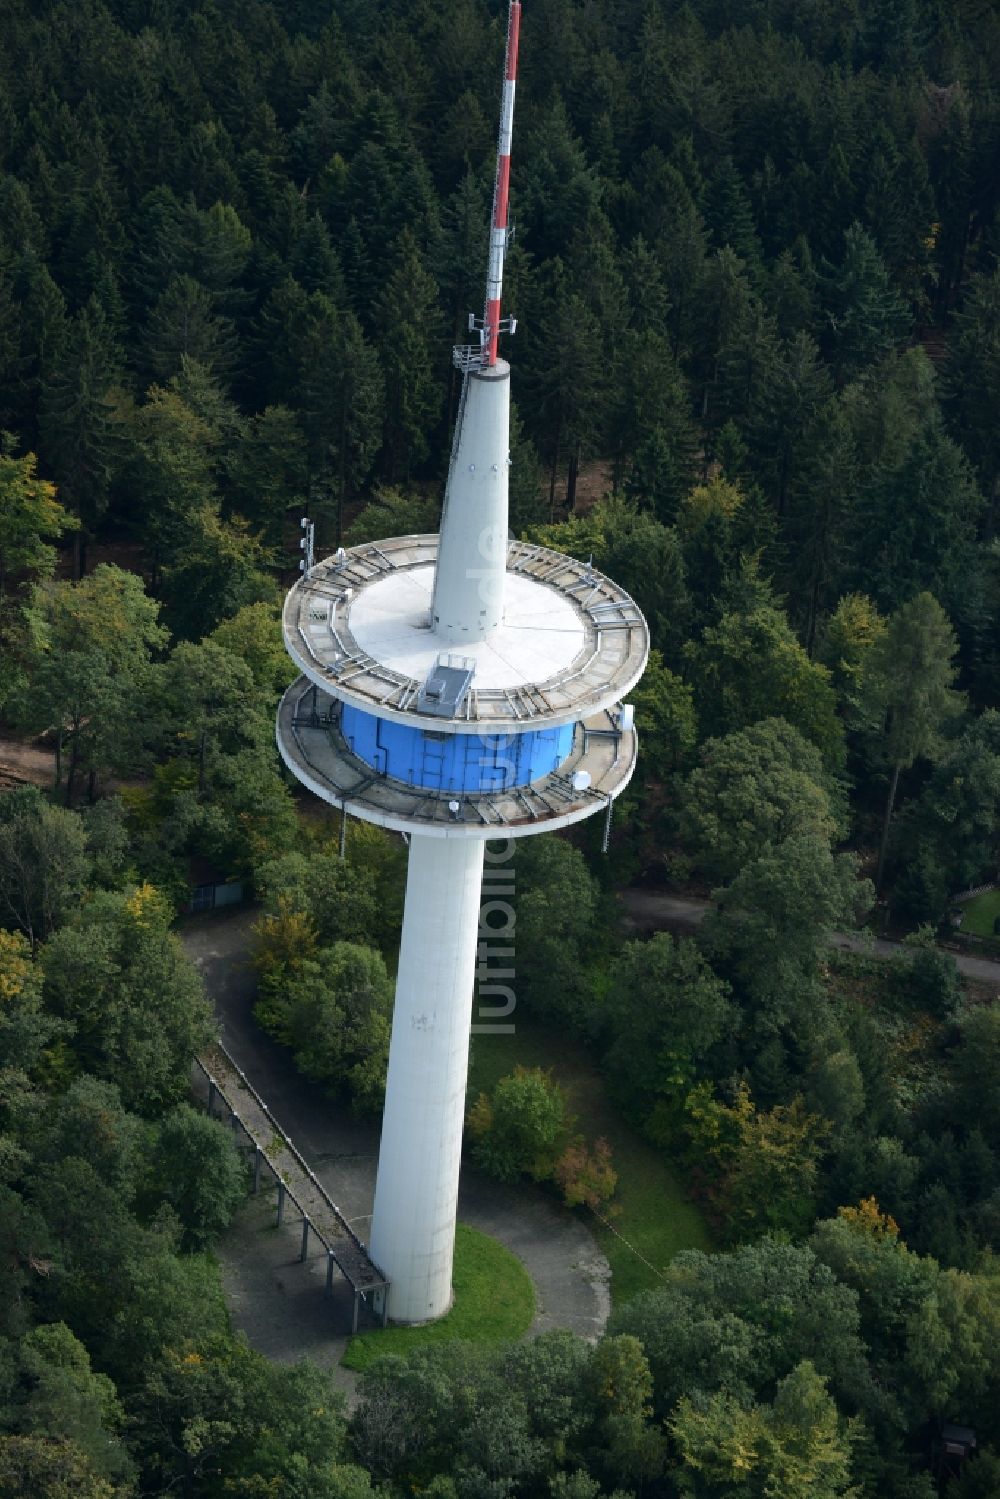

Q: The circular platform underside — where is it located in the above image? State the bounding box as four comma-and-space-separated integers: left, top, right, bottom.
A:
277, 677, 638, 839
283, 535, 648, 734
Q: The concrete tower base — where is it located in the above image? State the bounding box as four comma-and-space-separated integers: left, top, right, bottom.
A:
369, 834, 486, 1323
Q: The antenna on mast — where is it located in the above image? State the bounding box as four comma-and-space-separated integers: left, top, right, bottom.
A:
458, 1, 521, 371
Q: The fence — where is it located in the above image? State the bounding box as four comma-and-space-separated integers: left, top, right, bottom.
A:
952, 881, 997, 904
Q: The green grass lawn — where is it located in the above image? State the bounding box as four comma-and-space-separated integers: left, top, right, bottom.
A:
958, 888, 1000, 937
468, 1018, 711, 1305
341, 1222, 534, 1371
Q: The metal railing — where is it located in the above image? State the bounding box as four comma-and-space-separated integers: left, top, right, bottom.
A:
195, 1042, 389, 1333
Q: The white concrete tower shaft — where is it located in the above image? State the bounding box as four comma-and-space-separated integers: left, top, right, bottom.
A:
431, 0, 521, 647
369, 837, 485, 1322
369, 3, 523, 1323
431, 360, 510, 644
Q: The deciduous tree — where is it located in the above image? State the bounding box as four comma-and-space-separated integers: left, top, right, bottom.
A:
12, 567, 166, 802
467, 1066, 568, 1184
680, 718, 841, 884
603, 933, 735, 1132
684, 588, 843, 767
863, 593, 964, 890
0, 789, 89, 946
149, 1103, 246, 1249
670, 1359, 857, 1498
40, 885, 214, 1115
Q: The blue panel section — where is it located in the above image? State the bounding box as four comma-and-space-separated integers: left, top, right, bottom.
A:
341, 704, 575, 792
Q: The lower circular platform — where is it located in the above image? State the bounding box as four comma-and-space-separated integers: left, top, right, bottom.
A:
276, 677, 637, 839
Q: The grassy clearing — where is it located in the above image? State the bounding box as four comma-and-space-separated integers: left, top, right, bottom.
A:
468, 1018, 711, 1305
958, 888, 1000, 937
341, 1223, 534, 1371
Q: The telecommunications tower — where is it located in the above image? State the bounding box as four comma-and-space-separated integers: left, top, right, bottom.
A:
276, 0, 649, 1324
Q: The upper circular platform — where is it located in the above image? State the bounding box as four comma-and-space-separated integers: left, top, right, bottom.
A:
283, 534, 649, 734
351, 565, 586, 687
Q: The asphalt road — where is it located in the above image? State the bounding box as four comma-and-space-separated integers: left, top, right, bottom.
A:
618, 888, 1000, 986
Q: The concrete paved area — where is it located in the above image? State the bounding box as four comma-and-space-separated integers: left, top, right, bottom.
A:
180, 910, 610, 1382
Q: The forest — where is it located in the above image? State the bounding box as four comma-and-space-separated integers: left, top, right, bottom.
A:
3, 0, 1000, 1494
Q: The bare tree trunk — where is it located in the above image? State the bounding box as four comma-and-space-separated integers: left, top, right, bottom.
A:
985, 473, 999, 543
876, 761, 901, 894
64, 739, 79, 807
805, 561, 823, 658
566, 441, 581, 512
548, 413, 562, 521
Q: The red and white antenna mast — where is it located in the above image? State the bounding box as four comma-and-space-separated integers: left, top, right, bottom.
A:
479, 0, 521, 367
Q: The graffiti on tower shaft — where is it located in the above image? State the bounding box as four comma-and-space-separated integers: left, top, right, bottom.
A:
474, 517, 514, 1035
477, 840, 515, 1035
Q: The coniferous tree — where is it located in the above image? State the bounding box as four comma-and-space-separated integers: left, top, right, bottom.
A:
16, 259, 66, 450
522, 283, 606, 514
851, 422, 984, 620
704, 156, 763, 277
944, 265, 1000, 524
616, 328, 698, 516
695, 248, 759, 439
141, 274, 237, 386
194, 201, 252, 314
928, 96, 975, 313
766, 241, 817, 338
343, 93, 442, 310
861, 128, 934, 302
0, 256, 25, 433
375, 230, 442, 484
517, 98, 601, 266
821, 223, 910, 384
507, 401, 545, 534
622, 235, 672, 335
783, 399, 857, 651
40, 296, 122, 574
749, 331, 833, 519
288, 214, 344, 300
296, 309, 384, 542
227, 405, 308, 549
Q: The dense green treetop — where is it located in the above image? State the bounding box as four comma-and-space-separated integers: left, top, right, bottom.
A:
680, 717, 843, 883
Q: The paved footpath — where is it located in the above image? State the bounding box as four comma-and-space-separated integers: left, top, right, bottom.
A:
180, 910, 610, 1383
618, 889, 1000, 987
